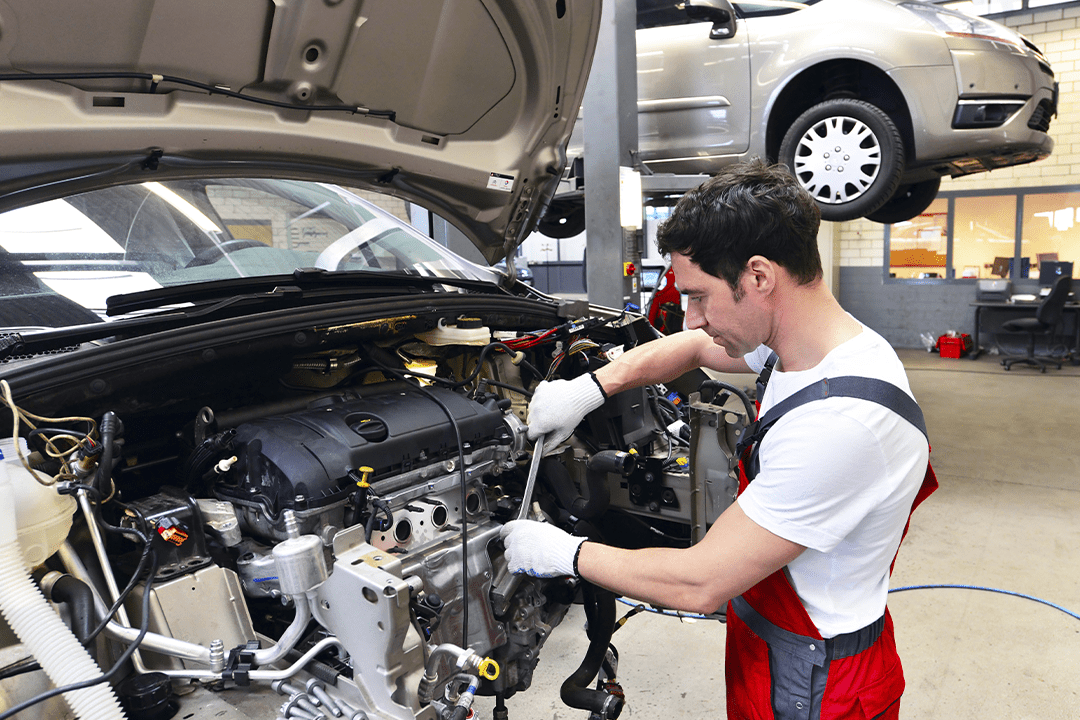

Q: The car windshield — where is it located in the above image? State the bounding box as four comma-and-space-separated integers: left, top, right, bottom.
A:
0, 178, 499, 329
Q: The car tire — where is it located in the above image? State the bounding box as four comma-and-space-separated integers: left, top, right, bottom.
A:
779, 99, 905, 222
865, 177, 942, 225
537, 199, 586, 239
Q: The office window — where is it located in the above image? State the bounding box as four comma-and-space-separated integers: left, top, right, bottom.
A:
884, 185, 1080, 283
888, 198, 947, 279
1020, 191, 1080, 283
953, 195, 1017, 279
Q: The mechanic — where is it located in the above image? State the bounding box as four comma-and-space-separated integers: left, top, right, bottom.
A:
500, 159, 937, 719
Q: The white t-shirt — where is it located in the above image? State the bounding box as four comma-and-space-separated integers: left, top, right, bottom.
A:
737, 328, 929, 638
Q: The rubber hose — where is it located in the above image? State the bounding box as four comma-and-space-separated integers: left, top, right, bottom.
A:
48, 574, 96, 645
559, 583, 623, 720
540, 457, 611, 521
698, 379, 756, 420
0, 471, 126, 720
94, 412, 121, 495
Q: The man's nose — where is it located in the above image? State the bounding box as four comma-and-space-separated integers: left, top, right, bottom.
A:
685, 302, 704, 330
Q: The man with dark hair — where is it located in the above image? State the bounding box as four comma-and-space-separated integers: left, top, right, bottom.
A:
501, 159, 936, 719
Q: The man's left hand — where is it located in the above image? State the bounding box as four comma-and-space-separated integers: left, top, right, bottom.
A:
499, 520, 586, 578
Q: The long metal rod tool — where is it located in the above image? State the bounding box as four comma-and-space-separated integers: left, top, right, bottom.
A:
516, 434, 545, 520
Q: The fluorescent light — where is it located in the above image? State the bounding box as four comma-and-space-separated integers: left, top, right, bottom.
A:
620, 167, 643, 230
143, 182, 221, 233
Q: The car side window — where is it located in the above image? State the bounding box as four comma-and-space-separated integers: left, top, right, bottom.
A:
734, 1, 819, 19
637, 0, 699, 29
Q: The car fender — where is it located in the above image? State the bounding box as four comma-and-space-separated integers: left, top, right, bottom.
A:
746, 0, 953, 160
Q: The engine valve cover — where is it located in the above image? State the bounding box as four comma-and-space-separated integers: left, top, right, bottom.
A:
218, 388, 512, 516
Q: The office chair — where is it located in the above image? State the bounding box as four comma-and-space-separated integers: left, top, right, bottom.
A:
1001, 275, 1073, 372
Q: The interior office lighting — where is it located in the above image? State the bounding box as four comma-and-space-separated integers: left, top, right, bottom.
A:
1033, 209, 1077, 232
143, 181, 222, 233
620, 166, 643, 230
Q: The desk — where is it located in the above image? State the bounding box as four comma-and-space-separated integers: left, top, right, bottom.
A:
969, 301, 1080, 363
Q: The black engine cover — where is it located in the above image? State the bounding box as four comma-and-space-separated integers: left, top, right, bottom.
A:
218, 387, 510, 513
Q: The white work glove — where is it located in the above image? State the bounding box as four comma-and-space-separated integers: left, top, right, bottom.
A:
500, 519, 587, 578
526, 373, 607, 448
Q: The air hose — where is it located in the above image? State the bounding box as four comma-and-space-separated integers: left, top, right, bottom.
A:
615, 585, 1080, 623
0, 465, 125, 720
888, 584, 1080, 621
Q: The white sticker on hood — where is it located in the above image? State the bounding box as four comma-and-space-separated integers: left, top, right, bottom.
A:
487, 173, 515, 192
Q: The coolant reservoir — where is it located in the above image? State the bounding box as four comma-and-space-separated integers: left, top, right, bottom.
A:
0, 439, 77, 570
415, 317, 492, 346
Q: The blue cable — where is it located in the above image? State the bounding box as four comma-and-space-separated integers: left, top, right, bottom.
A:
617, 585, 1080, 623
888, 583, 1080, 622
616, 597, 713, 621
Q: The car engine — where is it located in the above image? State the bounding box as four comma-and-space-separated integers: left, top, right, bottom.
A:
0, 310, 748, 720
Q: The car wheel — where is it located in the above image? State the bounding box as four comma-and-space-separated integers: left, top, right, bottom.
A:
779, 99, 905, 222
537, 199, 586, 239
865, 177, 942, 225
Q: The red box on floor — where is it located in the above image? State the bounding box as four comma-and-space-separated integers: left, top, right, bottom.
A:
938, 334, 973, 358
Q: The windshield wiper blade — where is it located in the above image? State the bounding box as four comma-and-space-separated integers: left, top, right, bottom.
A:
106, 267, 502, 316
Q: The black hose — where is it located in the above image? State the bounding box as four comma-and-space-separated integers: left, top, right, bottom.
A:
540, 457, 613, 522
364, 499, 393, 543
0, 657, 39, 682
93, 411, 122, 494
698, 379, 757, 420
560, 583, 623, 720
48, 575, 95, 644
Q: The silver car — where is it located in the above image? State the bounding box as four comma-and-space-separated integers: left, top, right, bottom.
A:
542, 0, 1056, 235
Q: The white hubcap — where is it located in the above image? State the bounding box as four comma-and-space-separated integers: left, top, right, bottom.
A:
792, 115, 881, 204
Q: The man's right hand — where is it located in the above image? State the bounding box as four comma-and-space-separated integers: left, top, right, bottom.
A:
526, 372, 607, 448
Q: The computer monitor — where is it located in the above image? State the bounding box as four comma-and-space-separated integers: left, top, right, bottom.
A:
992, 256, 1031, 278
640, 267, 663, 290
1039, 260, 1073, 286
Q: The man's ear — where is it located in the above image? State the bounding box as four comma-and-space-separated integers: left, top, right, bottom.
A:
745, 256, 776, 295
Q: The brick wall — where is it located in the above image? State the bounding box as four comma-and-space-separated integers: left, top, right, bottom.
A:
837, 7, 1080, 346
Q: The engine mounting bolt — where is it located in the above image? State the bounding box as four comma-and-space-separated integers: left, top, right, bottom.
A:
281, 698, 320, 720
306, 679, 344, 717
277, 685, 322, 715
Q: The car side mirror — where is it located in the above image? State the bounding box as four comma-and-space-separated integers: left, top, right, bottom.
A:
684, 0, 737, 40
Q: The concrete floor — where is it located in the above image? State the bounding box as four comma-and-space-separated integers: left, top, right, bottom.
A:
476, 349, 1080, 719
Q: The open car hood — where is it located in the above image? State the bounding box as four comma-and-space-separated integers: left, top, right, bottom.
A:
0, 0, 600, 264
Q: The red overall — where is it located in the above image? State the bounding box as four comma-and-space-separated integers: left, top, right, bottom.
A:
725, 377, 938, 720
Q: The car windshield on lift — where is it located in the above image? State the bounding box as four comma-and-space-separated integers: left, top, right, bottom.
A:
0, 178, 499, 329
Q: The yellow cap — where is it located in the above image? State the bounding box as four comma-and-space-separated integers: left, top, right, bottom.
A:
478, 657, 500, 681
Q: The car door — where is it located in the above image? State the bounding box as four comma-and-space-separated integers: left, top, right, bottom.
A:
635, 0, 751, 172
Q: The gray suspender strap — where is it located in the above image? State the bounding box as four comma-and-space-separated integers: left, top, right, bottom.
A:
755, 351, 780, 402
736, 376, 928, 482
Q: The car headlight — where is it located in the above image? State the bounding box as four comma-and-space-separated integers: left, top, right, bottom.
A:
899, 2, 1025, 48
